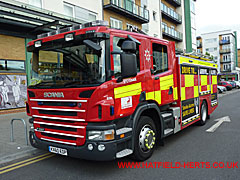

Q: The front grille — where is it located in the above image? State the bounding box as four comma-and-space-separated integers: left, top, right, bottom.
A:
41, 133, 77, 141
40, 124, 77, 132
38, 110, 77, 116
40, 118, 76, 123
38, 101, 77, 107
31, 98, 88, 146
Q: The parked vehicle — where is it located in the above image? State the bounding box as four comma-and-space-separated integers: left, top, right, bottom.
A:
228, 81, 236, 88
233, 81, 240, 89
218, 81, 232, 90
217, 86, 227, 93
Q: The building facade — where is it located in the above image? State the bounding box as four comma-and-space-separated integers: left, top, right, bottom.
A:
103, 0, 149, 30
140, 0, 196, 53
0, 0, 102, 110
197, 30, 238, 80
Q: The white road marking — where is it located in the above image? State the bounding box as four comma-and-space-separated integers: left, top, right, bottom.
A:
206, 116, 231, 133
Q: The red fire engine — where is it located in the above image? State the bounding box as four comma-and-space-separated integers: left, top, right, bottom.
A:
26, 20, 218, 161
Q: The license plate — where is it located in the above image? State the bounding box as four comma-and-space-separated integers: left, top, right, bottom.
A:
49, 146, 68, 156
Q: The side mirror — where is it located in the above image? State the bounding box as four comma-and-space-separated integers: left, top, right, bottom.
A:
120, 40, 137, 79
121, 40, 136, 52
120, 53, 137, 79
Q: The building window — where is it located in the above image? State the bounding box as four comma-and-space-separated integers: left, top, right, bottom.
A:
110, 17, 123, 29
153, 11, 157, 21
0, 60, 25, 72
152, 43, 168, 74
63, 3, 97, 21
64, 3, 74, 17
29, 0, 42, 8
205, 38, 217, 44
89, 13, 96, 21
190, 0, 195, 14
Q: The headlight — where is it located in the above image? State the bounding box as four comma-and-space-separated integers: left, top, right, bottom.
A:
88, 129, 114, 141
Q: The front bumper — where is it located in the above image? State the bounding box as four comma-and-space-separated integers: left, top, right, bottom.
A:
29, 129, 131, 161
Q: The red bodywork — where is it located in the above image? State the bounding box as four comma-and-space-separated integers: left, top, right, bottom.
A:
27, 25, 218, 152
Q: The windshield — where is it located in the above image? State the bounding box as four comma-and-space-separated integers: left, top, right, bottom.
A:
29, 39, 106, 88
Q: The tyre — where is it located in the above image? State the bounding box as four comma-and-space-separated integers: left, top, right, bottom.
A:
198, 101, 208, 126
131, 116, 157, 161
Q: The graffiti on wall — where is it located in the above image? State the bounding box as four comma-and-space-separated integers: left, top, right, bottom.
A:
0, 75, 27, 109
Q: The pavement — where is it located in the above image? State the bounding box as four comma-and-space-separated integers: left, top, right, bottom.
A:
0, 112, 45, 165
0, 88, 239, 167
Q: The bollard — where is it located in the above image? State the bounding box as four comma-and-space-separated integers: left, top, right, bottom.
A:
10, 119, 28, 146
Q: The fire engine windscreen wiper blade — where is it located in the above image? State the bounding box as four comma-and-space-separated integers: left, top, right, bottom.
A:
29, 81, 53, 88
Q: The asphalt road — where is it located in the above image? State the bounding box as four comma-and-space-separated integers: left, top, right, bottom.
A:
1, 91, 240, 180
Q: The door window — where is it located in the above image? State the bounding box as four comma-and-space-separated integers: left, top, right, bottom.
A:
152, 43, 168, 74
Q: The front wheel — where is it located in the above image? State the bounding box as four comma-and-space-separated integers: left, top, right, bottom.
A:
131, 116, 157, 161
198, 101, 208, 126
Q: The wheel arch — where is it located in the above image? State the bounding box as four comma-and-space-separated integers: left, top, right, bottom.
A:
131, 102, 164, 151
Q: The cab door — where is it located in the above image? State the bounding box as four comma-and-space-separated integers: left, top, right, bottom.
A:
151, 41, 174, 105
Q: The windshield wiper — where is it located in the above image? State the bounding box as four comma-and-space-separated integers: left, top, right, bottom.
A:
63, 81, 82, 87
29, 81, 53, 88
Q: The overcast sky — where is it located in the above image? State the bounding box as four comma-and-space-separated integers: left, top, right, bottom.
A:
195, 0, 240, 48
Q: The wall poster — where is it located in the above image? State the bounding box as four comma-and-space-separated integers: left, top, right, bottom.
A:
0, 75, 27, 110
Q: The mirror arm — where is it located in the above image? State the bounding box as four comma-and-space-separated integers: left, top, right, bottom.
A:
117, 76, 123, 83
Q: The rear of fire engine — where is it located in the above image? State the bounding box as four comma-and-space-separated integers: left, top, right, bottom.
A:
27, 21, 218, 161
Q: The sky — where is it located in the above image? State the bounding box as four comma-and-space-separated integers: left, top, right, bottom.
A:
195, 0, 240, 48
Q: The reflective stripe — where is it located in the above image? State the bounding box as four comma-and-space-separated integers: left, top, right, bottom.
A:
207, 85, 210, 91
32, 107, 85, 112
194, 86, 199, 98
146, 90, 161, 104
179, 56, 218, 68
114, 83, 142, 99
160, 74, 174, 90
30, 99, 87, 102
173, 87, 178, 100
34, 121, 85, 129
181, 87, 186, 101
41, 138, 76, 145
146, 91, 154, 100
212, 75, 217, 84
32, 115, 85, 122
155, 90, 161, 104
35, 129, 84, 138
185, 75, 194, 87
201, 75, 208, 86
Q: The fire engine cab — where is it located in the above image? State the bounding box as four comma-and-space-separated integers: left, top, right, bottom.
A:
26, 20, 218, 161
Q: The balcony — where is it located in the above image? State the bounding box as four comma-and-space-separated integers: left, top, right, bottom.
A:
161, 3, 182, 24
219, 39, 230, 45
220, 59, 231, 63
166, 0, 181, 7
221, 68, 231, 72
103, 0, 149, 23
162, 23, 183, 41
220, 49, 231, 54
